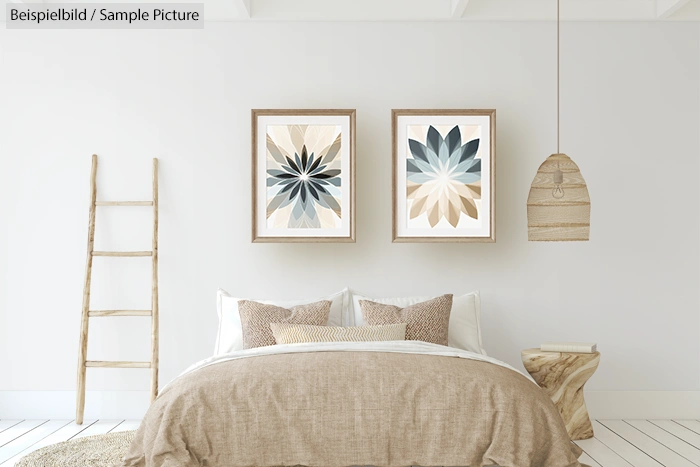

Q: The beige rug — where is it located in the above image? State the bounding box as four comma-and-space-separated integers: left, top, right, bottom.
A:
15, 430, 135, 467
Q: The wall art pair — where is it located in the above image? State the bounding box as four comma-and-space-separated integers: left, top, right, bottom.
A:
252, 109, 495, 243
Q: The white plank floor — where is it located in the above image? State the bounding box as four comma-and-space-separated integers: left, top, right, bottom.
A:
575, 420, 700, 467
0, 419, 140, 466
0, 419, 699, 466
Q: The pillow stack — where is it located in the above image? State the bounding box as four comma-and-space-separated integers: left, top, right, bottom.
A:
214, 288, 348, 354
215, 288, 485, 354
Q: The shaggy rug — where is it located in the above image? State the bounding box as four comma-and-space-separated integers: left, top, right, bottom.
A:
15, 430, 135, 467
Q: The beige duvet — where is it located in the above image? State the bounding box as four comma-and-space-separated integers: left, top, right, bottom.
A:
119, 342, 588, 467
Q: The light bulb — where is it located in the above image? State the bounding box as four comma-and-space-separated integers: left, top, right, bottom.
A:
552, 185, 565, 199
552, 166, 564, 199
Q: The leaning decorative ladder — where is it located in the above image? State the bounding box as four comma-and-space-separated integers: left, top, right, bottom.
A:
75, 154, 159, 425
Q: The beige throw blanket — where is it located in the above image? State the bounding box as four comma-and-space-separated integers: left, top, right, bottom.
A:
120, 342, 587, 467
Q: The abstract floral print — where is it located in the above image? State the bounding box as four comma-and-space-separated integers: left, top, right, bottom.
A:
406, 125, 481, 228
266, 125, 342, 229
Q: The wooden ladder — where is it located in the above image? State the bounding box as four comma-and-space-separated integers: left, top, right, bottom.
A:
75, 154, 159, 425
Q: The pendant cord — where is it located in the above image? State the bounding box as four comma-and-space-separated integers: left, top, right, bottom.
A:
557, 0, 560, 154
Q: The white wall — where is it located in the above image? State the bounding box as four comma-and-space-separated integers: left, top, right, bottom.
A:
1, 22, 699, 416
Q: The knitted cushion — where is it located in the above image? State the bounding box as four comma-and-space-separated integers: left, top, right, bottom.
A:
271, 323, 407, 344
238, 299, 331, 349
359, 294, 452, 345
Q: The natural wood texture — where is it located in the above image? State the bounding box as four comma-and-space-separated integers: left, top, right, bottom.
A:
391, 109, 496, 243
88, 310, 151, 317
521, 348, 600, 440
91, 251, 152, 257
531, 171, 586, 187
94, 201, 153, 206
75, 155, 160, 425
76, 154, 98, 425
527, 205, 590, 223
150, 158, 159, 403
251, 109, 356, 243
526, 226, 590, 242
527, 187, 591, 205
527, 153, 590, 241
85, 361, 151, 368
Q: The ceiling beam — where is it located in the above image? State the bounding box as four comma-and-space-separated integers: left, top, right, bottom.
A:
656, 0, 691, 17
451, 0, 470, 18
234, 0, 252, 18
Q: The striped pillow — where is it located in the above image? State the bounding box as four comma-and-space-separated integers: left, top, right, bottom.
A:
360, 294, 452, 346
238, 300, 331, 349
271, 323, 407, 344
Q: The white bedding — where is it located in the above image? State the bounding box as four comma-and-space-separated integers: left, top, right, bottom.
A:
168, 340, 528, 393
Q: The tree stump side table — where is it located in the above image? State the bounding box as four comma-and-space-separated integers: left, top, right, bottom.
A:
521, 348, 600, 440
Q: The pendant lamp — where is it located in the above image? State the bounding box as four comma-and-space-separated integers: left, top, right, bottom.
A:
527, 0, 590, 242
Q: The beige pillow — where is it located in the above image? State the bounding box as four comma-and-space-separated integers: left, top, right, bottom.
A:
359, 294, 452, 346
238, 300, 331, 349
271, 323, 407, 344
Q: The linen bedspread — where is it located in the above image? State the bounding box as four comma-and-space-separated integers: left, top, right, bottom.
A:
119, 342, 588, 467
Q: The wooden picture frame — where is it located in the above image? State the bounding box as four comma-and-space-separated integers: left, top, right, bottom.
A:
392, 109, 496, 243
252, 109, 356, 243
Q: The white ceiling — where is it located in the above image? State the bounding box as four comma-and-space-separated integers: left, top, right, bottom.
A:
8, 0, 700, 21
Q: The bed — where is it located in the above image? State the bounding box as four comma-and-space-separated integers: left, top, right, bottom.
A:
119, 341, 587, 467
118, 290, 588, 467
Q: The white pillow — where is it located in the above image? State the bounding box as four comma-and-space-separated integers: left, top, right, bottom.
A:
214, 288, 350, 355
350, 291, 486, 355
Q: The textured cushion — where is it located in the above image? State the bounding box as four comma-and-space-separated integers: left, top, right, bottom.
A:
271, 323, 407, 344
351, 291, 485, 355
359, 294, 452, 345
238, 300, 331, 349
215, 288, 350, 355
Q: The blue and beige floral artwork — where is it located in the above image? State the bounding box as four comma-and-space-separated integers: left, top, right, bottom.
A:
266, 125, 342, 229
406, 125, 481, 228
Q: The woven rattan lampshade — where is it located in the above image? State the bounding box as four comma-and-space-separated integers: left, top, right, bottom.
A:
527, 0, 591, 242
527, 153, 590, 241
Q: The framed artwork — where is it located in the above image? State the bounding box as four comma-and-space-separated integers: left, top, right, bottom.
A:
392, 109, 496, 243
252, 109, 356, 243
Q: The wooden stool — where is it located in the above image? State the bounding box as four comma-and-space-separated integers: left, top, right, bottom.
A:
521, 348, 600, 440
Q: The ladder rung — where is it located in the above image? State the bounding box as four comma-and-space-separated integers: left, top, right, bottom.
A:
92, 251, 153, 257
95, 201, 153, 206
85, 361, 151, 369
89, 310, 152, 317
